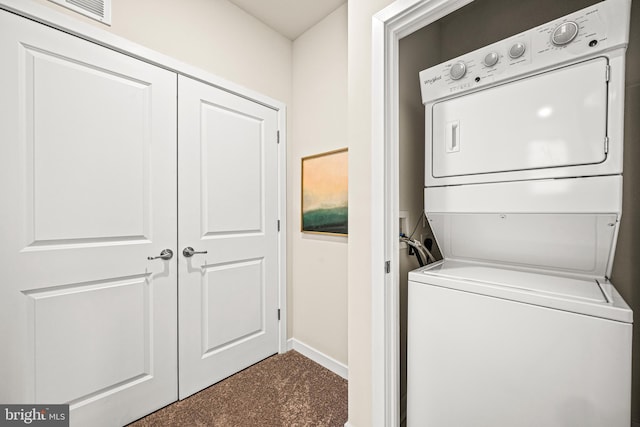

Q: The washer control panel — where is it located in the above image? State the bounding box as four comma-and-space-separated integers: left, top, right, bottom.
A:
419, 0, 630, 103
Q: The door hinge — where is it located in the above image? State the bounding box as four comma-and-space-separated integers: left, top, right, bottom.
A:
277, 309, 281, 320
277, 220, 281, 231
604, 136, 609, 154
385, 261, 391, 274
605, 64, 610, 82
277, 130, 280, 144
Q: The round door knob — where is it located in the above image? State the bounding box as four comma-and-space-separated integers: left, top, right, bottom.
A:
449, 61, 467, 80
483, 51, 499, 67
551, 21, 579, 46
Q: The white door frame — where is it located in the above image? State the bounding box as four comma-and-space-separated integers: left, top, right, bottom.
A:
0, 0, 288, 354
371, 0, 474, 425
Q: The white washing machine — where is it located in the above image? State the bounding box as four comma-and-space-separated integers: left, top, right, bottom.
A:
408, 1, 633, 426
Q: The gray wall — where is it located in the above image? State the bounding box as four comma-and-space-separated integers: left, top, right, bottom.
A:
614, 0, 640, 421
399, 0, 639, 422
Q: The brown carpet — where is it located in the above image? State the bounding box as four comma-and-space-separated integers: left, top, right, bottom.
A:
128, 351, 348, 427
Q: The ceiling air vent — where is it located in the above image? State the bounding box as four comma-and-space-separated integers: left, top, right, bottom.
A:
49, 0, 112, 25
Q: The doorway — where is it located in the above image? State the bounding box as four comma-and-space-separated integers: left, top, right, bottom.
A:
372, 0, 605, 425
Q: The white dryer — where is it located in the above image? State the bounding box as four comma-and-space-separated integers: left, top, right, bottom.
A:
408, 1, 633, 426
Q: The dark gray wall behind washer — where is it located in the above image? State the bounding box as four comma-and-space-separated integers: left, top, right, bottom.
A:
399, 0, 639, 422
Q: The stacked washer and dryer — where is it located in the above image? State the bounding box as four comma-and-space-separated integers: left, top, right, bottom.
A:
407, 1, 633, 426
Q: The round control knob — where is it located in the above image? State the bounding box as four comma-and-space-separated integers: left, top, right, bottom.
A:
483, 52, 499, 67
509, 42, 526, 59
449, 61, 466, 80
551, 21, 579, 46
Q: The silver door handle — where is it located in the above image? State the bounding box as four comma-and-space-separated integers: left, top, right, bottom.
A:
183, 247, 208, 257
147, 249, 174, 260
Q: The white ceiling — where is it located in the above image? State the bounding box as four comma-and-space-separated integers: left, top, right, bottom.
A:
227, 0, 347, 40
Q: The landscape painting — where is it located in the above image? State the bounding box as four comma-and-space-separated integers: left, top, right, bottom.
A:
301, 148, 348, 235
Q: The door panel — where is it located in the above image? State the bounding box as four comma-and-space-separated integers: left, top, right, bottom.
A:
202, 259, 264, 353
201, 101, 264, 234
178, 75, 279, 399
432, 58, 608, 178
0, 10, 177, 427
29, 277, 150, 404
29, 46, 151, 242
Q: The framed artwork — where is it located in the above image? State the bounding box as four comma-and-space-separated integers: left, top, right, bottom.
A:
301, 148, 348, 235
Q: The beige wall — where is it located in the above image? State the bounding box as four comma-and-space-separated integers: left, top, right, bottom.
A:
33, 0, 292, 111
290, 4, 348, 364
347, 0, 394, 425
399, 0, 639, 423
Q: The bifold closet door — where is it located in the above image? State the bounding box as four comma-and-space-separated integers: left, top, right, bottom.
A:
0, 10, 178, 427
177, 75, 280, 399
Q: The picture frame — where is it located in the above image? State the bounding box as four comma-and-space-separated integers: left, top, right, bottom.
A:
301, 148, 348, 235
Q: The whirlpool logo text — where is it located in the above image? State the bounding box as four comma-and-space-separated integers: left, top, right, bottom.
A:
423, 75, 442, 85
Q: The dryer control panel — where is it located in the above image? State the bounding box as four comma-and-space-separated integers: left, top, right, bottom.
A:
419, 0, 631, 103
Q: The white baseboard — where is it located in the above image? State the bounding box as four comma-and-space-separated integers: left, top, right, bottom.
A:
287, 338, 348, 379
343, 422, 355, 427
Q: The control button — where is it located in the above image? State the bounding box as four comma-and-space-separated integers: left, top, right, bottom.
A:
449, 61, 467, 80
551, 21, 579, 46
509, 42, 526, 59
483, 52, 499, 67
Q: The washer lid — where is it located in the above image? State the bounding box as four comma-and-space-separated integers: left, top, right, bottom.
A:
409, 260, 633, 323
420, 260, 605, 303
426, 212, 618, 280
424, 176, 622, 280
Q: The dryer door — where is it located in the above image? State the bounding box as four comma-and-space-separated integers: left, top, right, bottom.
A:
431, 57, 608, 178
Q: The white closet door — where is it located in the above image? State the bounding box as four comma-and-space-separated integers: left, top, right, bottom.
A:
178, 75, 280, 399
0, 10, 178, 427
